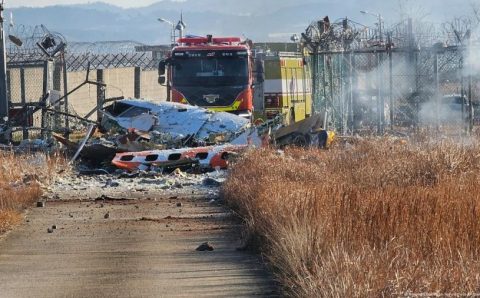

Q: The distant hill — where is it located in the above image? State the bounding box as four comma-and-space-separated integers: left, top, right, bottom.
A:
6, 0, 472, 44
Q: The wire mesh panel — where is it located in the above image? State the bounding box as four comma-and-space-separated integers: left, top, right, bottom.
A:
5, 24, 166, 141
304, 15, 480, 135
310, 46, 478, 135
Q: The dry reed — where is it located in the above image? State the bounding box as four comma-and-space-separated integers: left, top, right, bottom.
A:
0, 152, 65, 234
223, 138, 480, 297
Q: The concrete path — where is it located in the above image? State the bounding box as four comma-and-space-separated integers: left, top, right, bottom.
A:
0, 194, 278, 297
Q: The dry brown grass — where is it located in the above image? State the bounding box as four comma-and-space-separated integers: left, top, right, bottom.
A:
223, 138, 480, 297
0, 153, 66, 234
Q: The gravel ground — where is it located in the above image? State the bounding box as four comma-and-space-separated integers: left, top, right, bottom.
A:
0, 170, 279, 298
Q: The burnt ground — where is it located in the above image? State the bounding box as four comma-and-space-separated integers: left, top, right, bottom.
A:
0, 172, 279, 298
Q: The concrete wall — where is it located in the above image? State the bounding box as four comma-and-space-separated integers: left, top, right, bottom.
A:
23, 68, 45, 102
65, 67, 167, 117
140, 70, 167, 102
67, 70, 97, 117
7, 68, 21, 102
103, 67, 135, 100
8, 65, 168, 119
8, 67, 45, 104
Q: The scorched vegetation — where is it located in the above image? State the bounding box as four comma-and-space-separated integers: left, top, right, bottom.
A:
223, 138, 480, 297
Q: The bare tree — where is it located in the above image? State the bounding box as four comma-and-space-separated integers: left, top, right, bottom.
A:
471, 2, 480, 24
397, 0, 430, 22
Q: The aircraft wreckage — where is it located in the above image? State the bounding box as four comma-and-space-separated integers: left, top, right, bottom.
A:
54, 99, 258, 172
51, 99, 330, 173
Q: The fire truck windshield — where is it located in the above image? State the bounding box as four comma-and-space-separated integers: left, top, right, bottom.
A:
172, 56, 248, 87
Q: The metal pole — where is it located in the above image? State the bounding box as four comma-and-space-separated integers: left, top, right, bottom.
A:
0, 4, 8, 124
460, 55, 466, 133
41, 60, 49, 139
62, 52, 69, 137
134, 66, 141, 98
387, 32, 395, 131
407, 18, 416, 128
350, 53, 356, 133
20, 67, 27, 139
468, 37, 474, 133
348, 52, 354, 135
322, 54, 328, 128
311, 52, 317, 114
434, 51, 439, 131
388, 33, 394, 131
96, 69, 104, 123
311, 52, 318, 114
328, 55, 334, 129
378, 15, 383, 43
340, 53, 346, 134
377, 52, 383, 134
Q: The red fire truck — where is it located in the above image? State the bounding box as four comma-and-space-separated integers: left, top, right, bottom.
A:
158, 35, 257, 118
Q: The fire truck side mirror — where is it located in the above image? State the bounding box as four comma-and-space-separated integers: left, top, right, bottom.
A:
158, 60, 166, 76
158, 76, 166, 85
256, 60, 265, 83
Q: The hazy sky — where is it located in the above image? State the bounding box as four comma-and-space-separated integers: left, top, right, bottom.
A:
9, 0, 162, 8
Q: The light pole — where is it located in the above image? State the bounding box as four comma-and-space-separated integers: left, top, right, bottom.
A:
360, 10, 383, 42
158, 18, 175, 46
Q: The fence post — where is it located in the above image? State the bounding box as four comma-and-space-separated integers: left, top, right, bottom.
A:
388, 33, 394, 131
340, 53, 347, 134
62, 54, 69, 137
377, 52, 384, 134
96, 69, 104, 123
311, 51, 319, 114
20, 67, 28, 139
467, 37, 474, 134
351, 53, 356, 133
328, 55, 334, 129
53, 60, 63, 132
348, 52, 354, 135
134, 67, 141, 99
321, 54, 328, 129
41, 60, 49, 139
460, 53, 467, 134
5, 69, 9, 103
0, 13, 8, 126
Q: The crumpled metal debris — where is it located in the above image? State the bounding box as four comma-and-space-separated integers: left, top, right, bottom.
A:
111, 144, 247, 172
52, 98, 332, 174
101, 99, 250, 147
52, 99, 255, 172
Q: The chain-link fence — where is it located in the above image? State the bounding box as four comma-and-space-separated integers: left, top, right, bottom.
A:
5, 24, 168, 141
311, 46, 479, 135
6, 56, 77, 140
306, 16, 480, 135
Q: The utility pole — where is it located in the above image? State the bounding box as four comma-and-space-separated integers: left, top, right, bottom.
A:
0, 2, 8, 124
158, 18, 175, 47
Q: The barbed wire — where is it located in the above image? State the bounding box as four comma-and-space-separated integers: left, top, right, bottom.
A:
6, 24, 158, 71
68, 40, 146, 55
303, 16, 480, 53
